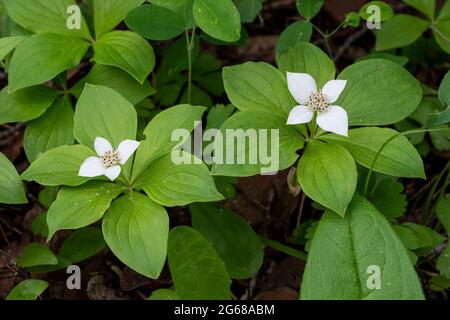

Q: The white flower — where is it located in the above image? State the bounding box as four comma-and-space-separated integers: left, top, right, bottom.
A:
79, 137, 140, 181
286, 72, 349, 137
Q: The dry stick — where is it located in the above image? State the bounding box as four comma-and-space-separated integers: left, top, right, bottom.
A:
334, 25, 368, 62
296, 192, 306, 227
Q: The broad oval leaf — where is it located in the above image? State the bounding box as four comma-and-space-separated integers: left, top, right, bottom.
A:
102, 192, 169, 279
359, 1, 394, 21
125, 4, 185, 41
277, 42, 335, 88
193, 0, 241, 42
375, 14, 429, 51
136, 152, 223, 206
58, 227, 106, 264
403, 0, 435, 20
74, 84, 137, 148
0, 152, 27, 204
168, 226, 231, 299
8, 34, 90, 92
71, 64, 155, 105
3, 0, 91, 39
321, 127, 425, 178
297, 140, 357, 216
190, 203, 263, 279
211, 110, 303, 177
16, 243, 58, 268
93, 31, 155, 84
336, 59, 422, 125
296, 0, 324, 20
5, 279, 49, 300
301, 193, 425, 300
132, 104, 206, 181
93, 0, 144, 37
46, 182, 122, 239
0, 86, 59, 124
24, 96, 74, 162
22, 145, 96, 187
276, 21, 313, 58
223, 62, 296, 115
0, 36, 27, 60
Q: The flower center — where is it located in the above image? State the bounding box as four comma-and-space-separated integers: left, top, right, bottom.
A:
307, 90, 330, 112
101, 149, 120, 168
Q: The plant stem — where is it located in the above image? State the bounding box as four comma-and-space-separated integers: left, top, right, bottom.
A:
259, 236, 307, 261
185, 27, 196, 104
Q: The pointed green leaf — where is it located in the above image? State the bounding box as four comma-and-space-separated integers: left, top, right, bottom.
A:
0, 36, 26, 60
168, 226, 231, 299
93, 31, 155, 84
47, 182, 122, 239
6, 279, 48, 300
16, 243, 58, 268
0, 152, 27, 204
58, 227, 106, 264
102, 192, 169, 279
301, 193, 425, 300
22, 145, 96, 187
8, 34, 90, 92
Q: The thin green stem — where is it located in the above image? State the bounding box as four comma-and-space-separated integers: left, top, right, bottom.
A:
259, 236, 307, 261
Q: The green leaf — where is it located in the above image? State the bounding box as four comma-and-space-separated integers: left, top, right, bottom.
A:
375, 14, 429, 51
437, 246, 450, 278
136, 152, 223, 206
429, 275, 450, 292
392, 224, 422, 250
93, 0, 144, 37
223, 62, 296, 115
168, 226, 231, 299
32, 212, 49, 237
102, 192, 169, 279
403, 0, 435, 19
149, 289, 180, 300
47, 182, 122, 239
16, 243, 58, 268
434, 1, 450, 54
190, 203, 263, 279
336, 59, 422, 125
344, 12, 361, 28
132, 104, 206, 181
235, 0, 263, 23
296, 0, 324, 20
74, 84, 137, 148
3, 0, 91, 39
150, 0, 195, 28
0, 152, 27, 204
0, 35, 26, 60
276, 21, 313, 58
24, 96, 74, 162
436, 195, 450, 234
277, 42, 335, 88
369, 177, 407, 220
125, 4, 185, 41
22, 145, 96, 187
193, 0, 241, 42
439, 71, 450, 106
58, 227, 106, 264
5, 279, 48, 300
71, 64, 154, 106
93, 31, 155, 84
359, 1, 394, 21
322, 127, 425, 178
356, 52, 409, 66
0, 86, 59, 124
297, 140, 357, 216
211, 110, 303, 177
301, 193, 424, 300
8, 34, 90, 92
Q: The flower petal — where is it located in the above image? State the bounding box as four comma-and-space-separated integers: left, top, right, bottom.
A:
316, 105, 348, 136
322, 80, 347, 103
94, 137, 113, 157
78, 157, 105, 177
287, 72, 317, 105
117, 140, 140, 165
287, 105, 314, 125
104, 165, 121, 181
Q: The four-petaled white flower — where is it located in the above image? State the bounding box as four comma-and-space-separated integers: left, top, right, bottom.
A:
286, 72, 349, 137
79, 137, 140, 181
